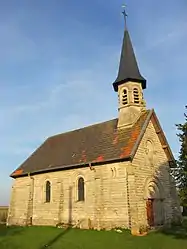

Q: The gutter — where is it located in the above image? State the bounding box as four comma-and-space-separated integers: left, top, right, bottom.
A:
11, 156, 130, 178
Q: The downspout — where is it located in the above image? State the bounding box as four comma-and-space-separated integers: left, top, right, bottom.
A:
27, 173, 34, 226
126, 171, 131, 229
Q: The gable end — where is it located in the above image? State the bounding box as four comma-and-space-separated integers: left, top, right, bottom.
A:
130, 109, 175, 166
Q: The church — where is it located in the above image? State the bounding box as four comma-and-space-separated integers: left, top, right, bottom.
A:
7, 14, 181, 231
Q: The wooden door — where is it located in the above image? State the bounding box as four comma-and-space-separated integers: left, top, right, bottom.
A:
146, 199, 154, 226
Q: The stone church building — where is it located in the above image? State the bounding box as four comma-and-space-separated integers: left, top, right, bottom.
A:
7, 18, 181, 231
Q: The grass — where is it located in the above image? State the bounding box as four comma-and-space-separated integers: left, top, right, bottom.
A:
0, 220, 186, 249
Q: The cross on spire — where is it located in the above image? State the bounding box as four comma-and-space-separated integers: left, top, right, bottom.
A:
122, 4, 128, 30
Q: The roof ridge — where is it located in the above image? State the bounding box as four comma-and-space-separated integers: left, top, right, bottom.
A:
47, 117, 118, 140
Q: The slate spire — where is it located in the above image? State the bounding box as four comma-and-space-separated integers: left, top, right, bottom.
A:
113, 17, 146, 92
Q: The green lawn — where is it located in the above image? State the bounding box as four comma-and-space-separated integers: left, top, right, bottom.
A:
0, 221, 186, 249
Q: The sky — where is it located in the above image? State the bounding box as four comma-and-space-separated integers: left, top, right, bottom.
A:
0, 0, 186, 205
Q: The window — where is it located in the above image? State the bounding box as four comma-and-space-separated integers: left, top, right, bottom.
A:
122, 88, 128, 105
133, 88, 140, 104
78, 177, 85, 201
45, 181, 51, 203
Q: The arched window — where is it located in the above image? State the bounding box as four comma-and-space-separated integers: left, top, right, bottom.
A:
122, 88, 128, 105
133, 88, 140, 104
45, 181, 51, 203
78, 177, 85, 201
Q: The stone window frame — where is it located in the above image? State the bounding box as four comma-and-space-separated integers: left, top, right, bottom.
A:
133, 87, 140, 104
146, 139, 155, 158
77, 176, 85, 202
120, 87, 129, 106
44, 180, 52, 203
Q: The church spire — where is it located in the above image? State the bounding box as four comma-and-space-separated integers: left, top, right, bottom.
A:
113, 8, 146, 92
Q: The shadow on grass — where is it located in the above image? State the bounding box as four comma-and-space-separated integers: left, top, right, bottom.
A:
157, 218, 187, 239
39, 227, 71, 249
0, 224, 24, 237
40, 185, 74, 248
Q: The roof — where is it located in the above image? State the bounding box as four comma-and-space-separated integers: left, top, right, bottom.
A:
113, 29, 146, 92
11, 109, 175, 178
11, 110, 151, 178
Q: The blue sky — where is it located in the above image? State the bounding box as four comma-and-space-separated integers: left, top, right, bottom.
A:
0, 0, 186, 205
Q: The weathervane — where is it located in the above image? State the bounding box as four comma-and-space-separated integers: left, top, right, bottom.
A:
122, 4, 128, 30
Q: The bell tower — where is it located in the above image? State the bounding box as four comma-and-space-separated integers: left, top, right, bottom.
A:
113, 8, 147, 128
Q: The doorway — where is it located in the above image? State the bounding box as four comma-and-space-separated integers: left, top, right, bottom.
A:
145, 181, 165, 227
146, 199, 154, 226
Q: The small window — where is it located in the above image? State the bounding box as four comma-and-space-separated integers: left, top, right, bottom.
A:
78, 177, 85, 201
45, 181, 51, 203
122, 89, 128, 105
133, 88, 140, 104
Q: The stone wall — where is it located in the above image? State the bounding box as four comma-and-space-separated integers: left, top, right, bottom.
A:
130, 120, 181, 228
7, 161, 130, 230
8, 177, 30, 226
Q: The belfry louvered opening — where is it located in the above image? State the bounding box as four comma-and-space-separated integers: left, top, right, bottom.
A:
122, 89, 128, 105
133, 88, 140, 104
